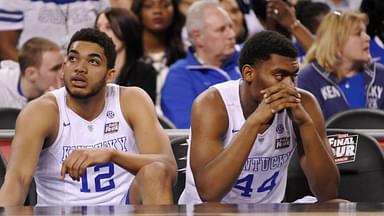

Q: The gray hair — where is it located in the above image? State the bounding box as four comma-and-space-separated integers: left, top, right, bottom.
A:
185, 0, 221, 45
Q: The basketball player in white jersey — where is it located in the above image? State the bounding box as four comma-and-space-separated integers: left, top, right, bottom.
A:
179, 31, 340, 204
0, 28, 176, 206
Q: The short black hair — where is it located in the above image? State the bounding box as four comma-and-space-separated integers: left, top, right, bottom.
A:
238, 30, 298, 71
67, 28, 116, 69
296, 1, 330, 34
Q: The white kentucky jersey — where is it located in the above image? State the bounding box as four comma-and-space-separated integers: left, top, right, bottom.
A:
35, 84, 139, 206
179, 79, 297, 204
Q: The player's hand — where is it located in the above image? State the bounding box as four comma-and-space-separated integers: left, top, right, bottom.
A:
60, 148, 115, 181
249, 82, 299, 125
261, 82, 312, 126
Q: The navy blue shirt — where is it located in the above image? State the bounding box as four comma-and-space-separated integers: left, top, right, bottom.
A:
297, 61, 384, 120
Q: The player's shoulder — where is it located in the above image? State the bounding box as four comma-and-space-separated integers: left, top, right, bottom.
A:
194, 87, 222, 106
118, 85, 155, 117
21, 93, 59, 118
119, 86, 150, 100
192, 87, 227, 120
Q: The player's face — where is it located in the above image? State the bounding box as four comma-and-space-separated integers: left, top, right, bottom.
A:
63, 41, 114, 99
250, 54, 299, 99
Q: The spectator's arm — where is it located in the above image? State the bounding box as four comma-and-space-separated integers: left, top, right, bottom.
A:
267, 0, 314, 52
0, 30, 21, 61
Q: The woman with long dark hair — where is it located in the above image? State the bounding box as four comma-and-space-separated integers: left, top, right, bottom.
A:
96, 8, 157, 103
132, 0, 186, 107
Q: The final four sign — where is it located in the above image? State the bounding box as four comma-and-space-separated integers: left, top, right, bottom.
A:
327, 134, 358, 164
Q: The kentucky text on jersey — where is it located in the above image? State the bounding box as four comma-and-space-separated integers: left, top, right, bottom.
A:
243, 149, 294, 172
61, 136, 127, 161
321, 85, 383, 101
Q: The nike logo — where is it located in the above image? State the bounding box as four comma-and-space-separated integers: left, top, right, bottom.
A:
63, 122, 70, 127
232, 129, 240, 133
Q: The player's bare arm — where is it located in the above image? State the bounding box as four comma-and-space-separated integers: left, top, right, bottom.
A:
293, 89, 340, 201
117, 87, 176, 175
261, 82, 339, 201
0, 94, 59, 206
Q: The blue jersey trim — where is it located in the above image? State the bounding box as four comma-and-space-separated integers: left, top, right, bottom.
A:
0, 9, 23, 15
0, 16, 23, 22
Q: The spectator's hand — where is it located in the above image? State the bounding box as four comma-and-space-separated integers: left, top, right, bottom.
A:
267, 0, 297, 30
60, 148, 115, 181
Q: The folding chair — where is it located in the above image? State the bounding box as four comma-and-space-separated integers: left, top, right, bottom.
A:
170, 135, 189, 203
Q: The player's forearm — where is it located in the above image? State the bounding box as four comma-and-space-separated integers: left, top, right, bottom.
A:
299, 122, 340, 201
111, 150, 176, 176
0, 175, 31, 206
195, 120, 262, 202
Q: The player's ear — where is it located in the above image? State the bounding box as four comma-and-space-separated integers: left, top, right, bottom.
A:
106, 68, 116, 83
241, 64, 256, 82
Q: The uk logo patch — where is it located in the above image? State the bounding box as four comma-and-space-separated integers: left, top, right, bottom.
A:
104, 122, 119, 134
328, 134, 358, 164
276, 124, 284, 134
106, 111, 115, 119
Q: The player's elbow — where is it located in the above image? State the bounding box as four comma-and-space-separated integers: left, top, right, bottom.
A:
195, 178, 225, 202
314, 173, 340, 202
197, 188, 222, 202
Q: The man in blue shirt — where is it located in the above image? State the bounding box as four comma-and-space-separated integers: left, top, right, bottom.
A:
161, 0, 241, 128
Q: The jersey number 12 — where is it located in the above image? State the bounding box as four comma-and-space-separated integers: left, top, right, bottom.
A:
80, 162, 116, 192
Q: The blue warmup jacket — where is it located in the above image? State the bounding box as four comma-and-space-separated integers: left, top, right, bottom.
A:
161, 48, 241, 128
297, 61, 384, 121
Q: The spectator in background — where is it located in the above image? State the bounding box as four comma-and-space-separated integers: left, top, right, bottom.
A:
178, 0, 249, 47
220, 0, 248, 44
312, 0, 361, 12
177, 0, 195, 16
251, 0, 314, 52
96, 8, 157, 103
297, 11, 384, 121
295, 1, 330, 35
0, 37, 64, 109
132, 0, 186, 110
161, 0, 241, 129
109, 0, 134, 10
295, 0, 330, 62
235, 0, 265, 36
0, 0, 110, 61
360, 0, 384, 64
